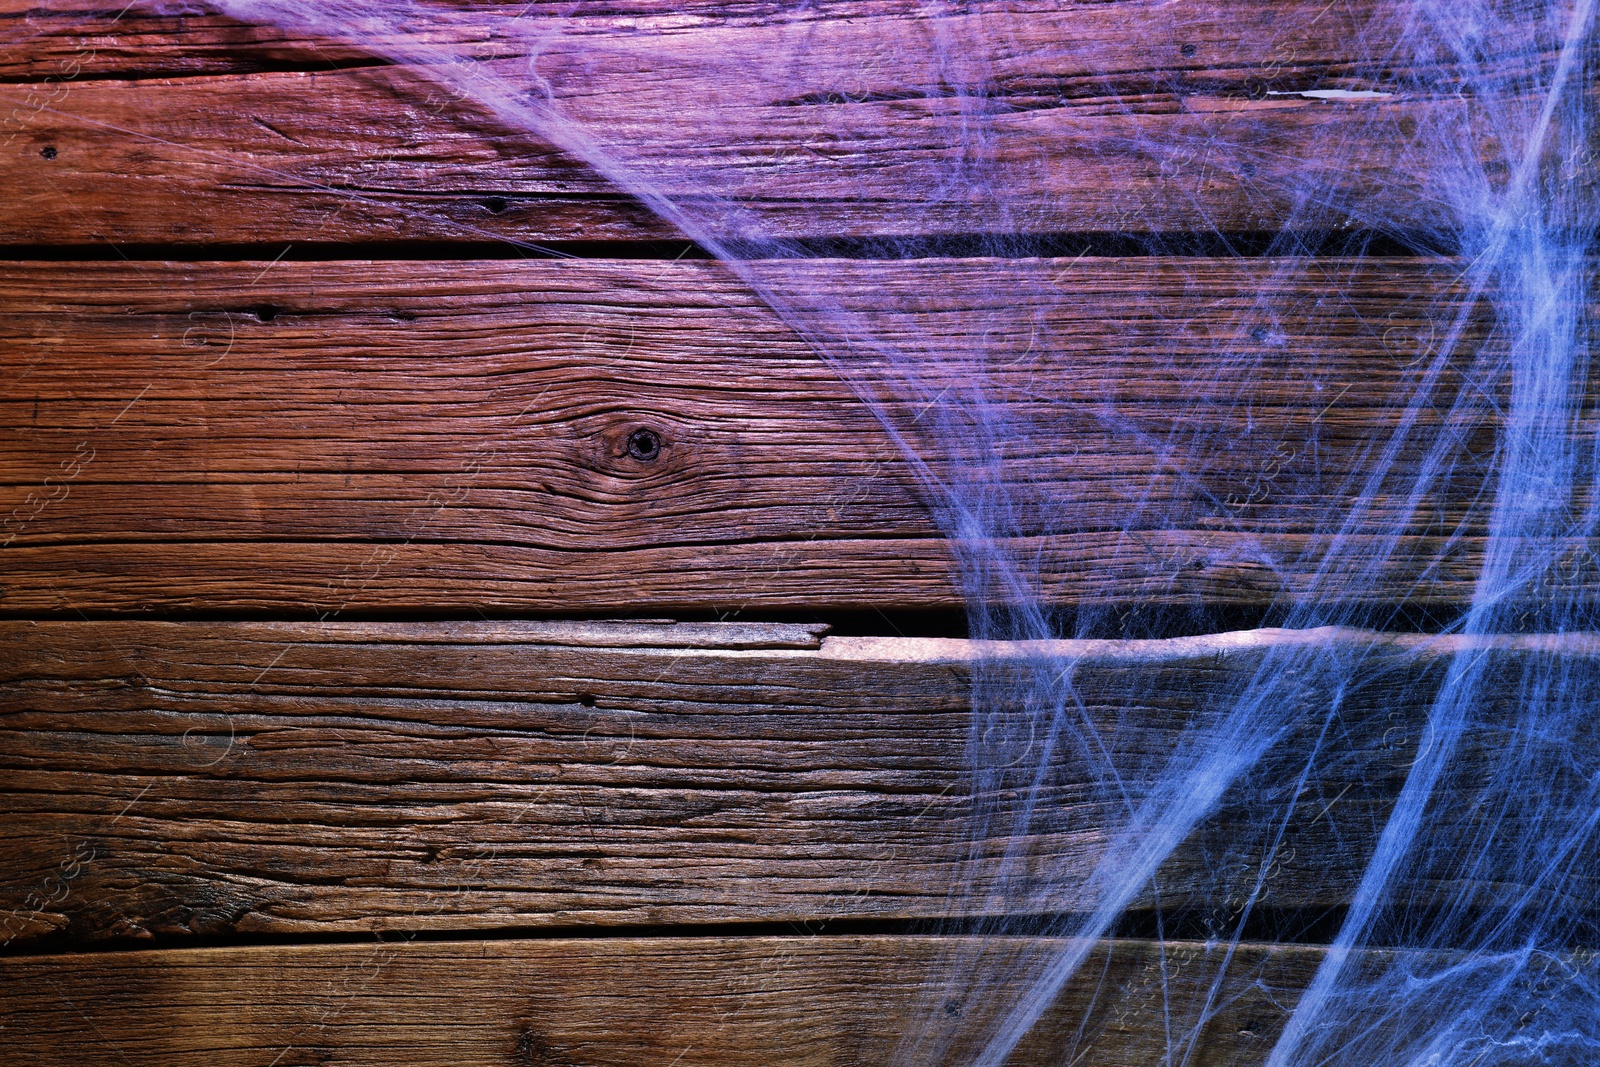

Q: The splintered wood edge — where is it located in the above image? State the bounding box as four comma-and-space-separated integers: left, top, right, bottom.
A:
0, 617, 834, 651
12, 618, 1597, 662
818, 627, 1600, 663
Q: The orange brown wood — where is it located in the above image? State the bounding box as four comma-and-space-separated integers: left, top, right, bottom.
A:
0, 934, 1340, 1066
3, 1, 1586, 245
1, 257, 1565, 613
5, 620, 1592, 947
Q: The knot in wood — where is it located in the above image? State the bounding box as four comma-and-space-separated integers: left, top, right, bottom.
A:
625, 427, 662, 462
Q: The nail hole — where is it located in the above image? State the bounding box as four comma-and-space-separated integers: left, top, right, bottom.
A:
482, 196, 508, 214
39, 145, 57, 160
626, 428, 662, 461
253, 304, 279, 323
577, 692, 597, 707
1180, 43, 1198, 57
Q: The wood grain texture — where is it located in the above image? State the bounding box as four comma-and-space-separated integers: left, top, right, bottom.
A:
0, 934, 1341, 1065
2, 257, 1575, 613
3, 1, 1584, 244
5, 619, 1594, 947
3, 4, 1584, 1057
0, 0, 1454, 80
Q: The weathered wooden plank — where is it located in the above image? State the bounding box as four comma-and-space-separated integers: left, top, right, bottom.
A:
2, 257, 1571, 613
0, 934, 1335, 1065
0, 0, 1455, 81
4, 620, 1594, 947
2, 0, 1579, 243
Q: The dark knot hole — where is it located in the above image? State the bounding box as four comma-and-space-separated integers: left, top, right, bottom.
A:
626, 428, 662, 462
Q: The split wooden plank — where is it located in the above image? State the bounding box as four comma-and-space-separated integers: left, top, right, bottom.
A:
0, 257, 1580, 614
2, 0, 1582, 243
4, 619, 1594, 947
0, 934, 1351, 1066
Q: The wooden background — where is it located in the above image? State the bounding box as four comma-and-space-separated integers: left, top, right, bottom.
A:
1, 2, 1587, 1064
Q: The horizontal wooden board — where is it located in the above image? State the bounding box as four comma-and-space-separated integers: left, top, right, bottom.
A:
2, 257, 1579, 613
0, 0, 1474, 81
2, 1, 1585, 243
0, 934, 1346, 1066
4, 619, 1595, 947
